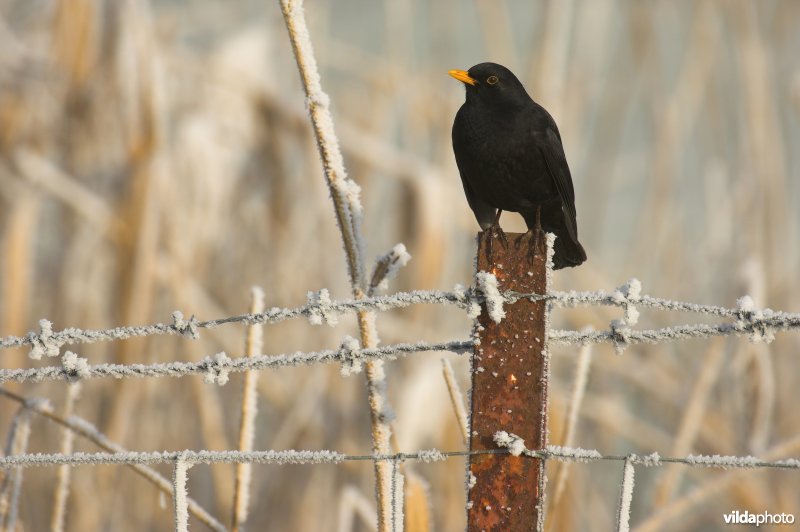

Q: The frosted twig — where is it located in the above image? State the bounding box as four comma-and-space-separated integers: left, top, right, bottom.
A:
278, 0, 365, 289
616, 458, 635, 532
51, 383, 81, 532
0, 404, 34, 530
390, 459, 404, 532
549, 339, 593, 514
173, 454, 191, 532
0, 340, 474, 385
370, 243, 412, 295
232, 287, 264, 532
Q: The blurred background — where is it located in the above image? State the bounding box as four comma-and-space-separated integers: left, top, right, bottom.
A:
1, 0, 799, 530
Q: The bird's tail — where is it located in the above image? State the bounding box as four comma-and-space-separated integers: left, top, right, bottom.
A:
552, 234, 586, 270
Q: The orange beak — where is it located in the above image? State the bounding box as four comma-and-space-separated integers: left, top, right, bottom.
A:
448, 69, 478, 86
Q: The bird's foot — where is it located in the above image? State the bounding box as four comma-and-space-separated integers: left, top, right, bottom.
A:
514, 228, 545, 265
484, 223, 508, 264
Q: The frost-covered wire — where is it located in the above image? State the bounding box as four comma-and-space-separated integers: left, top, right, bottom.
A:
549, 314, 800, 348
0, 340, 474, 385
0, 289, 474, 355
2, 445, 797, 471
5, 282, 799, 357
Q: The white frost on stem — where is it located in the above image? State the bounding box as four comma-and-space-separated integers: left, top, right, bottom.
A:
173, 454, 192, 532
370, 243, 412, 293
279, 0, 365, 289
616, 458, 636, 532
232, 286, 264, 531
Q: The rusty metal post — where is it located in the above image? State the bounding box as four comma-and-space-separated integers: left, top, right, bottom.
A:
467, 229, 549, 531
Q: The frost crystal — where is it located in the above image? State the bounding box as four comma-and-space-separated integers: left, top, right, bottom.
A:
338, 336, 363, 376
475, 272, 505, 323
203, 352, 231, 385
635, 452, 661, 467
736, 295, 756, 313
62, 351, 91, 381
416, 449, 446, 463
545, 445, 603, 462
493, 431, 526, 456
306, 289, 338, 326
735, 295, 776, 343
29, 319, 60, 359
172, 311, 199, 339
454, 283, 481, 319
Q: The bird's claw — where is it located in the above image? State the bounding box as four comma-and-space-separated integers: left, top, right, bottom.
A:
515, 229, 545, 265
484, 223, 508, 264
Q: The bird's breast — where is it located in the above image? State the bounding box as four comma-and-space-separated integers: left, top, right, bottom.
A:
454, 109, 558, 211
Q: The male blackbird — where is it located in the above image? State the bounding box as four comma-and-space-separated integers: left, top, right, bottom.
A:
449, 62, 586, 269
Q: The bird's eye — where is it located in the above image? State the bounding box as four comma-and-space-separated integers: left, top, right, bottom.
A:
486, 75, 499, 85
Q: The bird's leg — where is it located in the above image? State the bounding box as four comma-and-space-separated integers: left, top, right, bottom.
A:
484, 209, 507, 264
514, 206, 545, 264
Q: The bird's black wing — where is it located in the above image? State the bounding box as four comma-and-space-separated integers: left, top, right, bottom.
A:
452, 107, 497, 229
536, 127, 579, 242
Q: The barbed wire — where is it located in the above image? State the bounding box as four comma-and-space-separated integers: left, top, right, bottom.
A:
2, 276, 800, 532
2, 279, 798, 358
3, 442, 797, 471
0, 340, 474, 385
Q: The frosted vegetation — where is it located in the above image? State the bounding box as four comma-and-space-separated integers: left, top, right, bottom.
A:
1, 1, 800, 530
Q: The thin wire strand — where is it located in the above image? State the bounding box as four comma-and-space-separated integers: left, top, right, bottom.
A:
4, 285, 797, 354
1, 445, 797, 471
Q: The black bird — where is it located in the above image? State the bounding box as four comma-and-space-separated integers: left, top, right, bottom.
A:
449, 62, 586, 269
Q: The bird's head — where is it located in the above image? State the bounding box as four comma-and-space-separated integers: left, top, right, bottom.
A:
449, 62, 531, 109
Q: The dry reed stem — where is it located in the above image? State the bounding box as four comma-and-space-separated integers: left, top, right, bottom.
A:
0, 182, 36, 341
231, 286, 265, 531
50, 383, 81, 532
14, 149, 123, 239
278, 1, 395, 529
337, 486, 378, 532
547, 340, 593, 528
653, 338, 724, 507
0, 405, 33, 530
440, 358, 469, 444
403, 470, 431, 532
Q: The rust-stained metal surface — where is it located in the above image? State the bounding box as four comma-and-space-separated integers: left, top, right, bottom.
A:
467, 230, 549, 531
